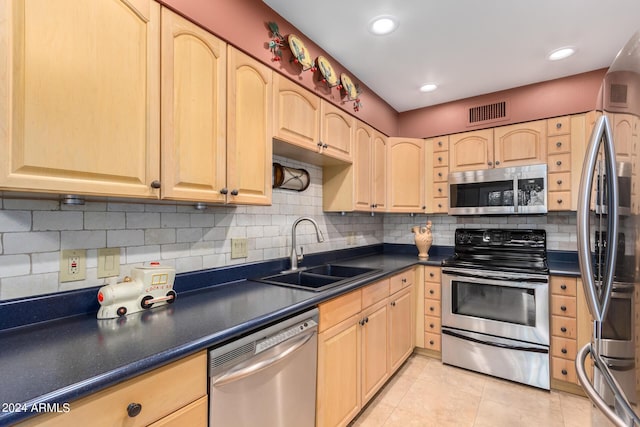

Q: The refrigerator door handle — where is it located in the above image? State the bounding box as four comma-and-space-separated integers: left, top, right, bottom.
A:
577, 343, 639, 427
577, 115, 619, 324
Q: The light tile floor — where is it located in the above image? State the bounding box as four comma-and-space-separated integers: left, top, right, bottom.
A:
350, 354, 606, 427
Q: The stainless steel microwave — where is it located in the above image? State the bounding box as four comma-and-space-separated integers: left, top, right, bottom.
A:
448, 164, 548, 215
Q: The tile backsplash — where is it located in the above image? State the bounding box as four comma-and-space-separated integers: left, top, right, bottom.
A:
0, 156, 578, 300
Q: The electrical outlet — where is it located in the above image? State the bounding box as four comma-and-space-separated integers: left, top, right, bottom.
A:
60, 249, 87, 282
97, 248, 120, 278
231, 238, 248, 259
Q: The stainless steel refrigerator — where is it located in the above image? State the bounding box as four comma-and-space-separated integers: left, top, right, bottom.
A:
576, 31, 640, 426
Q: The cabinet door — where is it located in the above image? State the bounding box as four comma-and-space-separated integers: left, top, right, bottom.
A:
161, 8, 226, 202
449, 129, 493, 172
613, 113, 634, 162
0, 0, 160, 198
361, 300, 389, 404
386, 138, 425, 212
226, 47, 272, 205
317, 315, 361, 427
493, 120, 547, 168
320, 101, 354, 162
371, 132, 388, 212
389, 287, 414, 372
273, 74, 320, 150
353, 123, 373, 211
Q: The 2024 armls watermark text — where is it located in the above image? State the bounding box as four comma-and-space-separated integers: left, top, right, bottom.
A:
2, 402, 71, 414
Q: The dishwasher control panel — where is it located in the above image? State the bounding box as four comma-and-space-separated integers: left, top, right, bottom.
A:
256, 319, 317, 353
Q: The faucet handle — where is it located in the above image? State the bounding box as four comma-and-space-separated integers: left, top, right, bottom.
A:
297, 247, 304, 262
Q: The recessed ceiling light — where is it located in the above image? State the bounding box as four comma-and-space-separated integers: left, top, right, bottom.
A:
368, 15, 398, 35
420, 83, 438, 92
547, 47, 576, 61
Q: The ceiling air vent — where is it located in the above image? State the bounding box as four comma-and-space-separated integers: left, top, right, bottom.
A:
609, 84, 627, 104
467, 100, 508, 126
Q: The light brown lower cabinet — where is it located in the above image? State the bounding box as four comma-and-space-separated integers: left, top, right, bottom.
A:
17, 351, 207, 427
316, 268, 415, 427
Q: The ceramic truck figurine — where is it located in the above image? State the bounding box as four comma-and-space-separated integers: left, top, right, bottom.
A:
412, 221, 433, 260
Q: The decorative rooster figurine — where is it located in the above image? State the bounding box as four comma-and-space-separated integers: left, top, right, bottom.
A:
411, 221, 433, 259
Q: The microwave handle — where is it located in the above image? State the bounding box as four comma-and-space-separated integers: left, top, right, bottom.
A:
513, 176, 519, 212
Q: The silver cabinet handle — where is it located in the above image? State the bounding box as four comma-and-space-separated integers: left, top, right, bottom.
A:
577, 115, 618, 323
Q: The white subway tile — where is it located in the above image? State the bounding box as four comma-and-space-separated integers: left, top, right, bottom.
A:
177, 228, 203, 243
161, 213, 190, 228
107, 230, 144, 247
3, 199, 59, 211
1, 272, 58, 299
127, 212, 160, 229
161, 243, 190, 260
0, 211, 31, 232
203, 227, 227, 241
175, 256, 203, 273
190, 213, 216, 228
108, 202, 145, 212
85, 212, 126, 230
61, 230, 106, 249
145, 203, 177, 213
33, 211, 83, 231
203, 253, 226, 269
0, 254, 31, 277
145, 228, 176, 245
32, 252, 60, 274
126, 245, 161, 264
4, 231, 59, 254
190, 241, 215, 256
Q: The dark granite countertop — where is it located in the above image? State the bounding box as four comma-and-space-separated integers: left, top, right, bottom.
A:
0, 249, 446, 425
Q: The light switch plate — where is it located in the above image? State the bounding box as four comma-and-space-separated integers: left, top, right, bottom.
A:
97, 247, 120, 278
231, 238, 248, 259
60, 249, 87, 282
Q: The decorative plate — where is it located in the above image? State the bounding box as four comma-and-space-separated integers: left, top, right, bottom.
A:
288, 34, 313, 71
316, 56, 339, 87
340, 73, 358, 100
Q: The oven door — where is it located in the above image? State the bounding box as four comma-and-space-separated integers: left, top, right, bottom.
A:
442, 268, 549, 346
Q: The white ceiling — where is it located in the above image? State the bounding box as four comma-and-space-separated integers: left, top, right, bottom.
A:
263, 0, 640, 112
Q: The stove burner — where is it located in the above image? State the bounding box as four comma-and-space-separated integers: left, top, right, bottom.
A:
443, 228, 548, 275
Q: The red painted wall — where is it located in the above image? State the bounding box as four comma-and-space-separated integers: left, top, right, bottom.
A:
160, 0, 399, 136
397, 69, 607, 138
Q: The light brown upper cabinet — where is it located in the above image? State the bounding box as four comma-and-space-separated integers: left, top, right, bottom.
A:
273, 74, 321, 152
161, 8, 227, 203
0, 0, 161, 198
493, 120, 547, 168
323, 121, 386, 212
449, 129, 494, 172
386, 138, 425, 213
273, 74, 354, 165
225, 47, 272, 205
450, 121, 547, 172
320, 101, 354, 162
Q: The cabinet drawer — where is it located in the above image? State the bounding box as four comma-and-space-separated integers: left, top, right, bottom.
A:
548, 116, 570, 136
319, 289, 362, 332
432, 182, 447, 199
425, 315, 441, 333
433, 198, 448, 213
548, 172, 572, 192
551, 295, 577, 317
148, 395, 208, 427
424, 266, 441, 283
548, 191, 572, 211
550, 276, 577, 297
551, 336, 577, 360
548, 153, 571, 173
389, 269, 413, 294
362, 279, 390, 308
433, 166, 449, 182
552, 356, 578, 384
552, 315, 577, 339
433, 151, 449, 167
547, 134, 571, 154
425, 281, 441, 300
433, 138, 449, 152
19, 351, 207, 427
424, 332, 442, 351
425, 300, 441, 317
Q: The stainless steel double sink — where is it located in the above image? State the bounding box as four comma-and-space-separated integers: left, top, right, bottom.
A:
255, 264, 382, 292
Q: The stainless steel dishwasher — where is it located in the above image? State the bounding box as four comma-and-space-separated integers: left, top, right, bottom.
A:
208, 308, 318, 427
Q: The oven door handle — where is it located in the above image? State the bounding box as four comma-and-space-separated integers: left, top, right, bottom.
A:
441, 328, 548, 354
442, 269, 548, 287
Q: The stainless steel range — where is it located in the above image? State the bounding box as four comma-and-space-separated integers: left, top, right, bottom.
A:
441, 228, 550, 389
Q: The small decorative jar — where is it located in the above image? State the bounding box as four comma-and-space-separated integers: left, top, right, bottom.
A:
411, 221, 433, 260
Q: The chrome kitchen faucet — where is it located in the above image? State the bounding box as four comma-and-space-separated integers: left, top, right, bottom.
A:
287, 217, 324, 272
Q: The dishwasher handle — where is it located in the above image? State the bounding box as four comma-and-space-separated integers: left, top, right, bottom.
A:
212, 328, 316, 387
